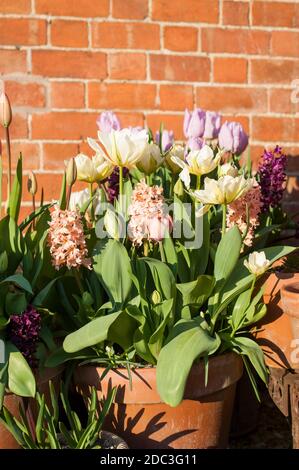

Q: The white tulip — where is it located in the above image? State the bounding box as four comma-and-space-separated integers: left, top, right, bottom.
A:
219, 162, 238, 177
165, 144, 185, 174
192, 175, 254, 205
69, 188, 101, 213
172, 145, 222, 189
104, 209, 121, 240
244, 251, 271, 276
137, 142, 163, 175
98, 128, 149, 169
75, 152, 113, 184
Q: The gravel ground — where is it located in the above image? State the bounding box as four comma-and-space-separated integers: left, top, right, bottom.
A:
229, 388, 292, 449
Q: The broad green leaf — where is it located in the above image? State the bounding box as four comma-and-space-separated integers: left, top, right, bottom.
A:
5, 292, 27, 315
156, 318, 220, 406
230, 336, 268, 384
108, 311, 138, 351
190, 213, 210, 279
0, 216, 23, 274
231, 288, 252, 332
177, 275, 215, 308
148, 299, 173, 360
7, 155, 22, 222
0, 274, 33, 294
7, 343, 36, 397
214, 226, 242, 283
162, 235, 178, 277
63, 311, 122, 353
126, 305, 156, 364
138, 257, 176, 301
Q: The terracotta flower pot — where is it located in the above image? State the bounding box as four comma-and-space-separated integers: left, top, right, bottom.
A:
74, 352, 243, 449
281, 282, 299, 350
256, 272, 299, 369
0, 394, 21, 449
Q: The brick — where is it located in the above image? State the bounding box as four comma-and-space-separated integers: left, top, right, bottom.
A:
35, 0, 109, 17
32, 51, 107, 79
150, 55, 210, 82
112, 0, 148, 19
32, 112, 100, 140
0, 19, 46, 46
269, 89, 299, 114
252, 2, 299, 28
43, 143, 81, 170
223, 1, 249, 26
0, 0, 31, 13
164, 26, 198, 52
109, 53, 146, 80
146, 114, 184, 140
92, 22, 160, 50
0, 50, 27, 74
88, 83, 157, 110
4, 82, 45, 108
115, 113, 144, 128
51, 82, 85, 109
196, 87, 267, 113
252, 117, 299, 143
213, 58, 247, 83
51, 20, 88, 48
159, 85, 193, 111
272, 31, 299, 58
0, 114, 28, 140
152, 0, 219, 23
1, 142, 40, 171
202, 28, 270, 55
251, 59, 299, 84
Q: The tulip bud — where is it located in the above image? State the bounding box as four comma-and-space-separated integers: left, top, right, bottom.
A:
27, 171, 38, 196
104, 209, 120, 240
173, 178, 184, 197
0, 92, 12, 128
0, 251, 8, 274
66, 158, 77, 187
151, 290, 161, 305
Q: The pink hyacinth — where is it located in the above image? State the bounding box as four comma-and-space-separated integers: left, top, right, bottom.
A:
128, 180, 172, 246
226, 184, 262, 247
48, 207, 92, 270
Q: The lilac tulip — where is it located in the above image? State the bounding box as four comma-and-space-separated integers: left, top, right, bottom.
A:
155, 129, 174, 152
218, 121, 248, 155
187, 137, 204, 151
204, 111, 221, 139
184, 108, 206, 139
96, 111, 121, 132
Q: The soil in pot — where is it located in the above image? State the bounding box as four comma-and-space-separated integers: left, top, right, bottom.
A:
74, 352, 243, 449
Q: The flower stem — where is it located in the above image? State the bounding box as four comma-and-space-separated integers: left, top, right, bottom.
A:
222, 203, 227, 236
143, 239, 149, 257
159, 241, 166, 263
89, 182, 95, 222
5, 126, 12, 199
73, 269, 84, 295
119, 165, 123, 213
196, 174, 201, 190
32, 195, 36, 229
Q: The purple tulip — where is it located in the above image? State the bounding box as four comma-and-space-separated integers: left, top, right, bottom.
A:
204, 111, 221, 139
96, 111, 121, 132
184, 108, 206, 139
155, 129, 174, 152
187, 137, 204, 151
218, 121, 248, 155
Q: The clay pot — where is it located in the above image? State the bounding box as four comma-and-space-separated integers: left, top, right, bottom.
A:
0, 394, 21, 449
74, 352, 243, 449
281, 282, 299, 347
255, 272, 299, 369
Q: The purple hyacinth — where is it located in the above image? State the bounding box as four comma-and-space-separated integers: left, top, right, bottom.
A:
8, 306, 41, 367
106, 167, 129, 202
258, 146, 287, 212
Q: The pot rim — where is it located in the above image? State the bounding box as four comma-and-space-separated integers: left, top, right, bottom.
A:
281, 282, 299, 319
74, 351, 243, 404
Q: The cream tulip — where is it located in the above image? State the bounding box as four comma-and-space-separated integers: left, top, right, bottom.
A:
137, 142, 163, 175
218, 162, 238, 177
172, 145, 222, 189
244, 251, 271, 276
75, 153, 113, 184
98, 128, 149, 169
165, 144, 185, 174
192, 175, 254, 205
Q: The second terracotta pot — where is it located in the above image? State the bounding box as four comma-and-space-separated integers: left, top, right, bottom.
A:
281, 282, 299, 352
74, 352, 243, 449
0, 394, 21, 449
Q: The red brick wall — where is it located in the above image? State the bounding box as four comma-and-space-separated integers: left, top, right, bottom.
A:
1, 0, 299, 215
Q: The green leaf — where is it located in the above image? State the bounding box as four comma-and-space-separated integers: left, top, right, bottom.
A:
190, 213, 210, 279
162, 235, 178, 277
231, 288, 252, 332
7, 154, 22, 222
108, 311, 138, 351
5, 291, 27, 315
59, 173, 67, 210
0, 274, 33, 294
126, 305, 156, 364
19, 203, 52, 232
148, 299, 173, 360
138, 257, 176, 301
63, 311, 122, 353
156, 317, 220, 406
7, 343, 36, 397
177, 275, 215, 308
230, 336, 268, 384
0, 216, 23, 275
214, 226, 242, 283
93, 239, 132, 307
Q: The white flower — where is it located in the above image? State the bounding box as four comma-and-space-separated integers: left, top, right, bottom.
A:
104, 209, 121, 240
171, 145, 222, 189
98, 128, 149, 169
165, 144, 185, 174
75, 152, 113, 184
219, 163, 238, 177
192, 175, 254, 205
69, 188, 101, 213
244, 251, 271, 276
137, 142, 163, 175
